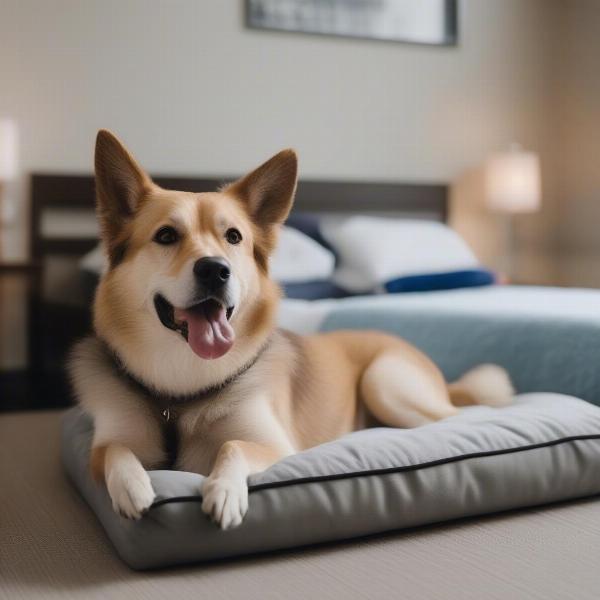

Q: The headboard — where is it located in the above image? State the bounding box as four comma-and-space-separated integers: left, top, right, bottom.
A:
30, 173, 448, 262
26, 173, 447, 378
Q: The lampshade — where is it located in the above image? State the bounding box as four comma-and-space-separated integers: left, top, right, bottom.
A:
0, 118, 19, 181
485, 147, 541, 213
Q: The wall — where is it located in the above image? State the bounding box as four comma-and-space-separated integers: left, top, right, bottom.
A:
0, 0, 560, 266
554, 0, 600, 287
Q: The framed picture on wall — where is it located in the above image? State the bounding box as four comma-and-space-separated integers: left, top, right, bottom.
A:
245, 0, 459, 46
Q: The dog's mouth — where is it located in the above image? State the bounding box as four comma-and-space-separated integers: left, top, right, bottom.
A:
154, 294, 235, 360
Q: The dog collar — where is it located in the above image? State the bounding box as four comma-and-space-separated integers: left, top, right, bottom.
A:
99, 335, 272, 419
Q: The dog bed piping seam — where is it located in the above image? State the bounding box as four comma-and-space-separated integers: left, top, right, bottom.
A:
149, 433, 600, 509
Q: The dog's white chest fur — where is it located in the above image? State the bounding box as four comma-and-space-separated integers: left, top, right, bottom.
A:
176, 384, 295, 475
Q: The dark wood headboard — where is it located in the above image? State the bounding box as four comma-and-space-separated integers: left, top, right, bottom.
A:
30, 173, 447, 261
25, 173, 447, 379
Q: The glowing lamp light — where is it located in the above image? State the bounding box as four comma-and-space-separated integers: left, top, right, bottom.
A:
485, 146, 541, 214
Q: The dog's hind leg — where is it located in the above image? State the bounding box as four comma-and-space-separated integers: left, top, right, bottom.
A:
359, 350, 458, 428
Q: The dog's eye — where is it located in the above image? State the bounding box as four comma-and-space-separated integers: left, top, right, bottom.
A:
225, 228, 242, 245
153, 226, 179, 245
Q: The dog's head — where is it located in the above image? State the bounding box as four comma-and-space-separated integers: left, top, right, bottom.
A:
94, 130, 297, 361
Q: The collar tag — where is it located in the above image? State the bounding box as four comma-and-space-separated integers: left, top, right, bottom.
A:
162, 407, 171, 422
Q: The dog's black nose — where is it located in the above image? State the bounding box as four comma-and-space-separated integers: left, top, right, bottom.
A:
193, 257, 230, 290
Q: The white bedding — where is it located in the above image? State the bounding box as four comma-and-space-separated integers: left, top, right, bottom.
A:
277, 286, 600, 334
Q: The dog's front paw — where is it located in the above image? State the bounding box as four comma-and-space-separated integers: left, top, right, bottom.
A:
106, 461, 155, 520
201, 476, 248, 530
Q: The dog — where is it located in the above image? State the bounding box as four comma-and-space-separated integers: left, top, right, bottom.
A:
69, 130, 513, 530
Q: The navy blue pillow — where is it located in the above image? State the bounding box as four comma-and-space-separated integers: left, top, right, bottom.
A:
285, 213, 335, 255
384, 269, 496, 294
281, 280, 351, 300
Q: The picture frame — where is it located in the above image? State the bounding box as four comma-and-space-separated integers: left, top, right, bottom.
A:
245, 0, 459, 47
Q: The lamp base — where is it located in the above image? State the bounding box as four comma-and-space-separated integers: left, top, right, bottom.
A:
501, 213, 514, 281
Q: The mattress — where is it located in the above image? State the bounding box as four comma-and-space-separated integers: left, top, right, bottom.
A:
278, 286, 600, 334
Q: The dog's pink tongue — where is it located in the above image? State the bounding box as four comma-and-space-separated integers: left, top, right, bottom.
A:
176, 304, 234, 360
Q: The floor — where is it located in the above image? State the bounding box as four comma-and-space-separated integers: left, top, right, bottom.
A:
3, 409, 600, 600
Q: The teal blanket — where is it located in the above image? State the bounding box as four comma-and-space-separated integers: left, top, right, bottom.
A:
322, 307, 600, 406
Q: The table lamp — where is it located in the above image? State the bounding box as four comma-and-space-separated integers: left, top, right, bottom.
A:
485, 144, 541, 280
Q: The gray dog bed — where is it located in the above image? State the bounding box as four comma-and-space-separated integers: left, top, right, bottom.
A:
62, 393, 600, 570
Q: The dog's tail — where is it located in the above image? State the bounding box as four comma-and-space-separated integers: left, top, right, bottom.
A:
448, 364, 514, 407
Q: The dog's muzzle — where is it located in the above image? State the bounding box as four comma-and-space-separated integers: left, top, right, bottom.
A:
154, 294, 234, 339
153, 292, 235, 360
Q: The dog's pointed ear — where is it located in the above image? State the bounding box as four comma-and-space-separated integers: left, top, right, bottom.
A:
227, 149, 298, 228
95, 129, 151, 218
94, 129, 152, 266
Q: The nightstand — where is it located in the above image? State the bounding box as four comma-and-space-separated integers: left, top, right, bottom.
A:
0, 262, 91, 411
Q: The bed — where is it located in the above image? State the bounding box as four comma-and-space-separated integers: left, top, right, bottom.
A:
26, 173, 446, 391
7, 172, 600, 594
27, 173, 600, 406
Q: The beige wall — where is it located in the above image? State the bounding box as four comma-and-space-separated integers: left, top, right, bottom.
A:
1, 0, 560, 269
553, 0, 600, 287
457, 0, 600, 288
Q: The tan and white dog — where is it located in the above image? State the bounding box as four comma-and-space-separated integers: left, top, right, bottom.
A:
69, 130, 513, 530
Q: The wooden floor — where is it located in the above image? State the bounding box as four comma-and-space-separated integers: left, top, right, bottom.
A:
3, 409, 600, 600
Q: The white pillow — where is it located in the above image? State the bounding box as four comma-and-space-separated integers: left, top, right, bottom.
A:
79, 226, 335, 284
79, 243, 107, 275
322, 216, 479, 293
270, 225, 335, 283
